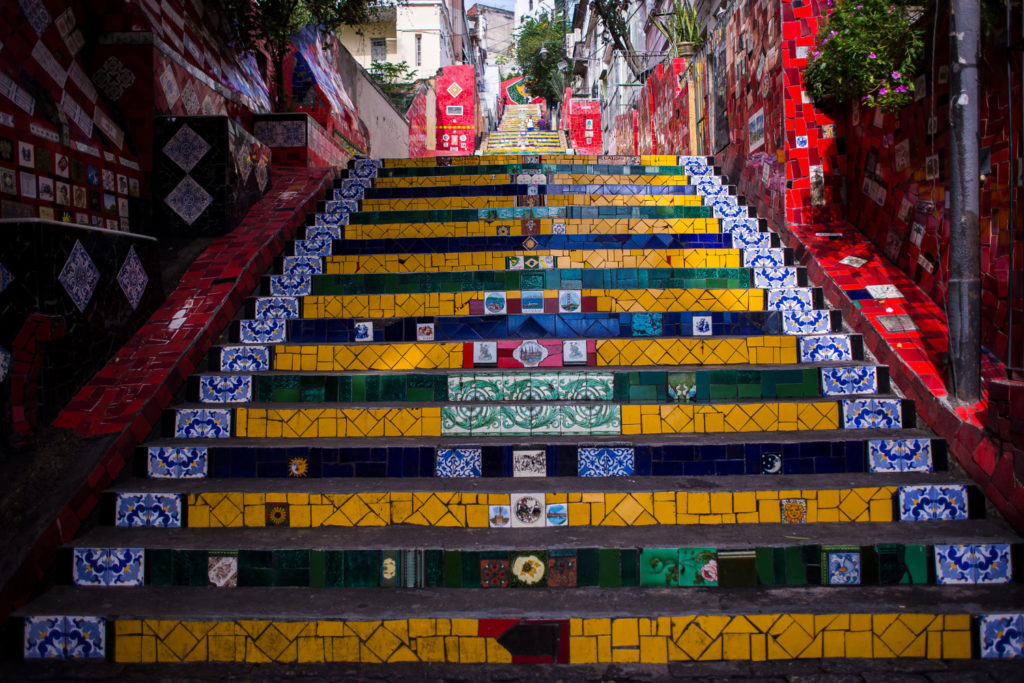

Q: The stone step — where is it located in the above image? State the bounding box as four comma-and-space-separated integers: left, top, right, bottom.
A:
346, 205, 747, 224
138, 432, 945, 479
18, 584, 1023, 663
356, 184, 731, 201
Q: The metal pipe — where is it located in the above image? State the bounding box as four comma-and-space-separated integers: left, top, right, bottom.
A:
948, 0, 982, 400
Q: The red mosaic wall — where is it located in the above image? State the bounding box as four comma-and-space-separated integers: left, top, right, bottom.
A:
436, 65, 477, 155
612, 110, 638, 155
565, 97, 602, 154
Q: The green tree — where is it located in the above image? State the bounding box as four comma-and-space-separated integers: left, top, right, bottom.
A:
369, 60, 417, 112
214, 0, 389, 110
515, 11, 568, 106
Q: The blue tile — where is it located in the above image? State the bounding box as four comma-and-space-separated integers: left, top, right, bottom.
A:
842, 399, 902, 429
578, 447, 634, 476
239, 319, 287, 344
199, 376, 252, 403
73, 548, 108, 586
220, 346, 270, 371
799, 335, 852, 362
115, 493, 182, 527
435, 448, 482, 478
175, 408, 232, 438
282, 256, 323, 276
63, 617, 106, 659
269, 275, 312, 296
979, 614, 1024, 658
23, 616, 66, 659
934, 544, 975, 584
868, 439, 932, 473
254, 297, 299, 319
826, 551, 861, 585
148, 447, 208, 479
767, 288, 814, 311
898, 485, 968, 521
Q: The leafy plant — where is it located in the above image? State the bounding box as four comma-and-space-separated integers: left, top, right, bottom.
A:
803, 0, 924, 112
369, 60, 417, 111
515, 10, 567, 106
651, 0, 703, 48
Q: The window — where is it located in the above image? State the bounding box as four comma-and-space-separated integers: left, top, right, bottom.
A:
415, 34, 422, 66
371, 38, 386, 62
528, 0, 533, 9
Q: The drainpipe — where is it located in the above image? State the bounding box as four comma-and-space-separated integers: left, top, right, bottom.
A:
948, 0, 981, 401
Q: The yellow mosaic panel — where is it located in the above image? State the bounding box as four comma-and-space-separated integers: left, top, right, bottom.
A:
272, 336, 798, 372
185, 486, 896, 529
323, 248, 743, 274
360, 193, 705, 212
545, 195, 703, 207
234, 407, 442, 439
301, 288, 763, 319
551, 174, 692, 185
619, 402, 838, 435
343, 218, 724, 240
113, 614, 971, 663
373, 175, 520, 188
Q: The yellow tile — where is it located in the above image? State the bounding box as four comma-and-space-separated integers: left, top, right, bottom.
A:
570, 636, 598, 664
688, 492, 711, 514
612, 618, 639, 648
640, 636, 668, 663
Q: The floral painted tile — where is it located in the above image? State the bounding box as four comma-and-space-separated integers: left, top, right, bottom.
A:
435, 448, 482, 478
578, 447, 634, 476
826, 551, 861, 586
799, 335, 853, 362
266, 502, 290, 527
174, 408, 232, 438
867, 439, 933, 473
199, 375, 252, 403
640, 548, 679, 586
23, 616, 66, 659
510, 551, 548, 587
220, 346, 270, 371
24, 616, 106, 659
115, 493, 181, 527
782, 310, 832, 335
678, 548, 718, 587
980, 614, 1024, 658
547, 554, 577, 587
480, 558, 510, 588
239, 319, 287, 344
147, 446, 207, 478
208, 552, 238, 587
898, 485, 969, 521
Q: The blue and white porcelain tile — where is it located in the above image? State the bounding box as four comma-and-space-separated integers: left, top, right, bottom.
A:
117, 245, 148, 310
63, 617, 106, 659
980, 614, 1024, 658
282, 256, 323, 276
934, 545, 975, 584
254, 297, 299, 320
269, 275, 311, 297
975, 544, 1013, 583
743, 248, 785, 268
59, 240, 100, 313
344, 177, 372, 189
867, 439, 932, 473
23, 616, 66, 659
578, 447, 634, 477
221, 346, 270, 371
931, 484, 969, 520
436, 448, 483, 477
306, 225, 341, 241
767, 288, 814, 311
731, 230, 771, 249
199, 375, 252, 403
692, 315, 712, 336
337, 182, 364, 200
782, 310, 832, 335
105, 548, 145, 586
174, 408, 232, 438
723, 217, 758, 233
712, 200, 746, 219
239, 319, 286, 344
898, 484, 968, 521
826, 551, 861, 585
72, 548, 107, 586
753, 267, 798, 288
695, 179, 727, 196
680, 157, 712, 176
115, 493, 181, 528
800, 335, 853, 362
842, 398, 902, 429
821, 366, 878, 396
352, 158, 381, 179
294, 239, 332, 257
316, 209, 348, 224
710, 193, 738, 207
148, 446, 208, 478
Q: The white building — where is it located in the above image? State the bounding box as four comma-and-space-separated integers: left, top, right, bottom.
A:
514, 0, 555, 26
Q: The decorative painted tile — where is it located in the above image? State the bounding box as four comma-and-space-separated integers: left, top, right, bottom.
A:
826, 551, 861, 585
306, 225, 342, 241
199, 375, 252, 403
164, 175, 213, 225
979, 614, 1024, 658
416, 322, 435, 341
352, 158, 381, 179
115, 493, 181, 527
547, 555, 577, 587
449, 376, 501, 401
473, 341, 497, 365
800, 335, 853, 362
174, 408, 232, 438
898, 485, 969, 521
208, 552, 238, 587
435, 448, 482, 478
354, 321, 373, 341
269, 275, 312, 297
864, 284, 904, 299
488, 504, 511, 528
696, 178, 727, 196
692, 315, 712, 336
510, 551, 548, 587
640, 548, 679, 586
682, 158, 712, 176
282, 256, 323, 276
510, 493, 545, 528
867, 439, 933, 473
578, 447, 634, 476
72, 548, 107, 586
0, 346, 11, 383
821, 366, 878, 395
513, 449, 547, 477
483, 291, 507, 315
23, 616, 66, 659
559, 289, 582, 313
631, 312, 663, 336
936, 544, 1012, 584
162, 124, 210, 172
147, 446, 208, 478
552, 221, 566, 234
678, 548, 718, 586
743, 248, 785, 268
288, 457, 310, 477
105, 548, 145, 586
842, 399, 902, 429
974, 544, 1014, 583
767, 288, 813, 311
255, 297, 300, 320
513, 339, 549, 367
782, 310, 831, 335
506, 256, 524, 270
480, 558, 510, 588
934, 544, 975, 584
521, 290, 545, 312
117, 246, 148, 310
266, 502, 290, 526
760, 452, 783, 474
780, 498, 807, 524
59, 240, 99, 312
221, 346, 270, 371
562, 339, 588, 364
295, 238, 332, 257
64, 616, 107, 659
239, 320, 286, 344
729, 227, 770, 249
545, 502, 568, 526
753, 267, 798, 288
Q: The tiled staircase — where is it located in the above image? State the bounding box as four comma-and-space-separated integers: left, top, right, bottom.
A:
484, 104, 566, 153
17, 143, 1024, 667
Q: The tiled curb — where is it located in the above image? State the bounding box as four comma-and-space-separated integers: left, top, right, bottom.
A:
0, 167, 337, 621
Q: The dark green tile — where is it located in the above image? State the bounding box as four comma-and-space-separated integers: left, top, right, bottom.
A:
309, 550, 325, 588
146, 549, 173, 586
444, 551, 462, 588
324, 551, 345, 587
577, 548, 600, 586
620, 549, 638, 586
598, 549, 620, 587
344, 550, 380, 587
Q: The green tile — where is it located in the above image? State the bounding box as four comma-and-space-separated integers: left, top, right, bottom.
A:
717, 550, 757, 587
678, 548, 718, 587
461, 552, 481, 587
275, 550, 309, 569
275, 568, 310, 586
598, 549, 621, 587
324, 551, 345, 587
239, 550, 273, 570
364, 375, 381, 402
146, 549, 173, 586
639, 548, 679, 587
309, 550, 325, 588
577, 548, 600, 586
620, 549, 638, 586
425, 549, 445, 587
344, 550, 380, 587
351, 375, 365, 402
381, 375, 406, 402
238, 568, 274, 587
444, 551, 462, 588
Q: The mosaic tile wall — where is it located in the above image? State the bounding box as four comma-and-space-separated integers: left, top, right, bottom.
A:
409, 66, 480, 158
254, 113, 352, 168
564, 97, 603, 154
153, 116, 271, 237
0, 221, 161, 438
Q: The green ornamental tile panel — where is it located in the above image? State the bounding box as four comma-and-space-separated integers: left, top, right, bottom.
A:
440, 405, 621, 436
677, 548, 719, 587
639, 548, 680, 587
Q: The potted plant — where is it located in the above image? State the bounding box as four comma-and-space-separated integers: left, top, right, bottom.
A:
651, 0, 704, 58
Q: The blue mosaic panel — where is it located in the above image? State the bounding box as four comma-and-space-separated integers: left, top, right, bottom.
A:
58, 240, 100, 312
800, 335, 853, 362
826, 551, 861, 585
937, 544, 1013, 584
282, 256, 323, 276
435, 448, 482, 478
767, 288, 813, 311
116, 245, 148, 310
255, 297, 300, 320
199, 376, 252, 403
115, 493, 182, 527
753, 267, 797, 288
898, 484, 968, 521
743, 248, 786, 268
221, 346, 270, 371
24, 616, 106, 660
174, 408, 232, 438
842, 399, 902, 429
980, 614, 1024, 658
867, 439, 932, 473
295, 239, 332, 256
821, 366, 878, 396
269, 275, 312, 296
578, 447, 635, 476
73, 548, 144, 586
239, 320, 287, 344
147, 446, 208, 478
782, 310, 831, 335
728, 227, 767, 250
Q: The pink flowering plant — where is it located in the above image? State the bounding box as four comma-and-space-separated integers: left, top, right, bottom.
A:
803, 0, 924, 112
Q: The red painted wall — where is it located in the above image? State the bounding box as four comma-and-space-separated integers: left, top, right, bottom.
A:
435, 65, 476, 155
